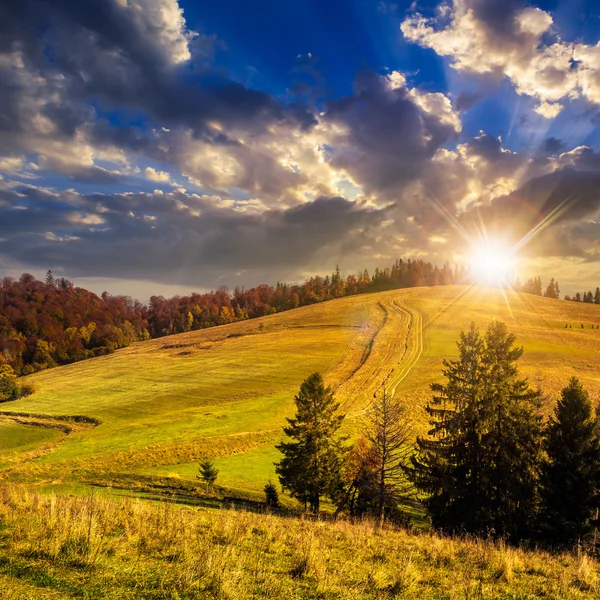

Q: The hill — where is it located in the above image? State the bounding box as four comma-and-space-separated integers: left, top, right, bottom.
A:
2, 285, 600, 501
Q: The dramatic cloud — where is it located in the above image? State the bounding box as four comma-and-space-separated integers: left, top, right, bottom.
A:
324, 70, 461, 200
401, 0, 600, 118
2, 0, 600, 295
0, 179, 393, 287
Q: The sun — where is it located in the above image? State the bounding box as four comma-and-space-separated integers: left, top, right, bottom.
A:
469, 241, 516, 286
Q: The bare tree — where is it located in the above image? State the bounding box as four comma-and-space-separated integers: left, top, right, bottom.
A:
366, 390, 412, 527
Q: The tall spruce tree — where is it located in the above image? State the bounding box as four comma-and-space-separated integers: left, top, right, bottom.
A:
275, 373, 346, 513
408, 321, 543, 541
540, 378, 600, 547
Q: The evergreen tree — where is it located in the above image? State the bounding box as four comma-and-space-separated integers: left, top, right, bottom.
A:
365, 391, 412, 526
545, 278, 558, 299
264, 481, 281, 509
535, 276, 543, 296
275, 373, 346, 513
408, 321, 543, 541
198, 458, 219, 492
540, 378, 600, 547
595, 287, 600, 305
45, 270, 55, 286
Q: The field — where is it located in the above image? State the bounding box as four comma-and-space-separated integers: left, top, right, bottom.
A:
2, 285, 600, 502
0, 484, 599, 600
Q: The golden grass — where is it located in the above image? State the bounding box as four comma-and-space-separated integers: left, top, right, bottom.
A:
0, 484, 598, 599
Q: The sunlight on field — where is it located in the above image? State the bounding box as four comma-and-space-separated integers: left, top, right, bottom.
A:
2, 286, 600, 500
1, 484, 599, 599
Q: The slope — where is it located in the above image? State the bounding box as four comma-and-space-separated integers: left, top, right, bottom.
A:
2, 286, 600, 498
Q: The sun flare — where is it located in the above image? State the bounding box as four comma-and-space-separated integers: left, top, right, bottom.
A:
469, 241, 516, 286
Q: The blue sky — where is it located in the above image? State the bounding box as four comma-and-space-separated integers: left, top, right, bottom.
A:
2, 0, 600, 299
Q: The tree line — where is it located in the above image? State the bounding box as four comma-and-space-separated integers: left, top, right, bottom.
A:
517, 276, 600, 305
270, 323, 600, 549
3, 264, 597, 381
1, 259, 461, 377
565, 288, 600, 304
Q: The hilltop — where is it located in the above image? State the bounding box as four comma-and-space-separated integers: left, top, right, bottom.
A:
1, 285, 600, 501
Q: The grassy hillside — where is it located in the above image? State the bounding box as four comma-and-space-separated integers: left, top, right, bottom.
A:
0, 484, 599, 600
2, 286, 600, 500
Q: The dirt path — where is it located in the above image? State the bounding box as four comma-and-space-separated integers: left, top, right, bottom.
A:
343, 293, 426, 419
385, 296, 425, 397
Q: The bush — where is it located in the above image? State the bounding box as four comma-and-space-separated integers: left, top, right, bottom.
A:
0, 365, 19, 402
18, 383, 36, 398
92, 346, 114, 357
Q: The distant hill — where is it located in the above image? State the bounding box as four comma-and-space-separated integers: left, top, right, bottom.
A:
0, 258, 458, 375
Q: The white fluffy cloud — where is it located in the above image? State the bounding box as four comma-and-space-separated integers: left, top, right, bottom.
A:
144, 167, 172, 183
119, 0, 194, 65
401, 0, 600, 118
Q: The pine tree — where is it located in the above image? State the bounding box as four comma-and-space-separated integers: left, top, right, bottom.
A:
275, 373, 346, 513
535, 276, 543, 296
595, 287, 600, 305
539, 378, 600, 547
365, 391, 412, 526
198, 458, 219, 492
408, 321, 543, 541
45, 270, 55, 286
264, 481, 281, 509
545, 278, 558, 299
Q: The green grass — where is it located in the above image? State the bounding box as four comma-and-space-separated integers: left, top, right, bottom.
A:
0, 423, 63, 455
2, 286, 600, 500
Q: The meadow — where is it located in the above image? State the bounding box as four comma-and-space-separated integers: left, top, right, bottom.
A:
0, 483, 599, 600
2, 285, 600, 501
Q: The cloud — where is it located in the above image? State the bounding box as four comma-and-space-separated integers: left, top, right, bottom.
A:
0, 0, 315, 188
3, 0, 600, 295
144, 167, 172, 183
0, 180, 393, 287
401, 0, 600, 118
450, 146, 600, 260
323, 70, 461, 199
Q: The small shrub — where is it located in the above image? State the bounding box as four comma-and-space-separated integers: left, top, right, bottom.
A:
198, 458, 219, 492
264, 482, 280, 509
18, 383, 36, 398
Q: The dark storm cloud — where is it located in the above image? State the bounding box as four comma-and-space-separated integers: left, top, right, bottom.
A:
325, 70, 459, 198
540, 137, 566, 155
0, 186, 391, 286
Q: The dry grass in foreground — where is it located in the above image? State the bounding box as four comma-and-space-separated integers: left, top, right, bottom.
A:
0, 486, 598, 599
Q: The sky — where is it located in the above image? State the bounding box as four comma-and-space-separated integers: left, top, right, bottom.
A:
2, 0, 600, 300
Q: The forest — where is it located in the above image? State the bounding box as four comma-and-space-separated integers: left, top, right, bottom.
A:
0, 259, 459, 375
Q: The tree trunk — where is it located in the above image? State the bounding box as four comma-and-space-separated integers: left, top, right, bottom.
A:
378, 470, 385, 528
